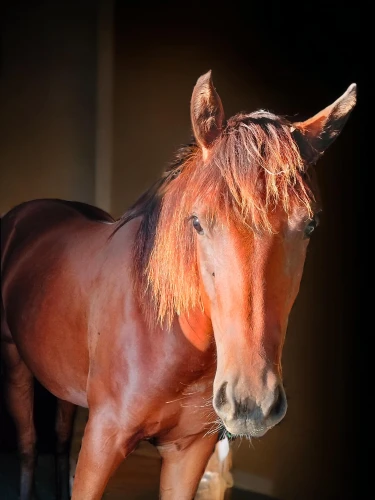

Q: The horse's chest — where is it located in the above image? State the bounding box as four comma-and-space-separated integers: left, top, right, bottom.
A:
142, 377, 215, 440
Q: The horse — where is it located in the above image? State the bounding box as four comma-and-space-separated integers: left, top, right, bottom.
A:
0, 70, 356, 500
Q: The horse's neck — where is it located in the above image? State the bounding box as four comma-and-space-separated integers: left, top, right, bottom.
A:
113, 214, 214, 349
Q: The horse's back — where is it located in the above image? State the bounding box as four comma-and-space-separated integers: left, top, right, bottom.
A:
2, 198, 115, 271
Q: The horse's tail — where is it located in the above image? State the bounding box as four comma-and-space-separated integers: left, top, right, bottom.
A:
1, 208, 18, 344
0, 210, 3, 271
1, 209, 15, 273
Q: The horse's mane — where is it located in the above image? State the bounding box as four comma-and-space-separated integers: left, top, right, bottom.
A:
114, 110, 315, 327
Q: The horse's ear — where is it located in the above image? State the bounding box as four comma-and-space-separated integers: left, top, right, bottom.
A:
191, 70, 225, 156
291, 83, 357, 165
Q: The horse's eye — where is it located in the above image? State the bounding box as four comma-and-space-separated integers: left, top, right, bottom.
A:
304, 215, 319, 238
192, 216, 204, 235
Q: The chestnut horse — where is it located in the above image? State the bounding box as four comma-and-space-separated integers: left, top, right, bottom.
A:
1, 71, 356, 499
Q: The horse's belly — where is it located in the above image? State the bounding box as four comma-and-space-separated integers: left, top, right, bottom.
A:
4, 263, 90, 407
11, 319, 89, 407
30, 362, 88, 407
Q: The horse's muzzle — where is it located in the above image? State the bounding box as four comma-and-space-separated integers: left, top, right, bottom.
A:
213, 381, 288, 438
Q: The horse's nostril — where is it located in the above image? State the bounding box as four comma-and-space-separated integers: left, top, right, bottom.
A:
214, 382, 228, 410
268, 385, 286, 419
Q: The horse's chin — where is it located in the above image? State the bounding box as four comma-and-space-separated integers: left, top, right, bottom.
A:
222, 420, 274, 439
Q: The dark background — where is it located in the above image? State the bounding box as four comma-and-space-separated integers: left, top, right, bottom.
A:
113, 4, 373, 498
1, 1, 372, 498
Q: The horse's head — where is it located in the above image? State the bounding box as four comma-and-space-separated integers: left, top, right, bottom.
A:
147, 71, 356, 438
188, 72, 356, 437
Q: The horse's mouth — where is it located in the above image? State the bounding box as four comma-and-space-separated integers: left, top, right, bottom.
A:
218, 418, 279, 440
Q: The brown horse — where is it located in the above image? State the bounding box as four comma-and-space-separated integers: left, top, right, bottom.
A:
1, 71, 356, 500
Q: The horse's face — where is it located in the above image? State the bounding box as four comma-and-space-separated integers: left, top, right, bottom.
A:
189, 71, 356, 437
193, 206, 318, 436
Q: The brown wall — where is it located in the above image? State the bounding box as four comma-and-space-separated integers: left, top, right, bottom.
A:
0, 1, 97, 215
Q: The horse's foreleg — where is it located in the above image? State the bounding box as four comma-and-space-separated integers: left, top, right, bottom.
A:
2, 342, 36, 500
55, 399, 76, 500
70, 411, 139, 500
157, 433, 218, 500
195, 437, 234, 500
